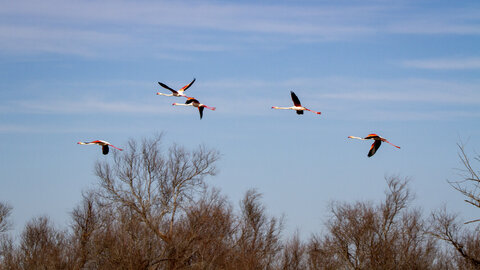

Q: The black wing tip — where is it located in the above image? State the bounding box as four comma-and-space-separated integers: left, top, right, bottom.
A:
158, 82, 177, 93
290, 91, 301, 106
368, 141, 381, 157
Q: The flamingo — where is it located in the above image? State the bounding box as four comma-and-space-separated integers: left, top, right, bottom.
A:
156, 78, 196, 98
348, 134, 400, 157
77, 140, 123, 155
271, 91, 321, 115
172, 97, 216, 119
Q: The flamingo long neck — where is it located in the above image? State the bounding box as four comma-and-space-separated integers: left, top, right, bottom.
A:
77, 142, 95, 145
157, 92, 174, 97
348, 136, 367, 140
172, 103, 192, 106
272, 106, 292, 110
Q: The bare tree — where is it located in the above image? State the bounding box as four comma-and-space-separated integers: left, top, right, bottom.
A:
0, 235, 18, 270
279, 231, 307, 270
430, 208, 480, 269
94, 134, 219, 267
232, 189, 283, 270
69, 191, 99, 269
165, 188, 236, 269
448, 143, 480, 223
0, 203, 17, 269
18, 216, 70, 269
308, 176, 439, 270
0, 202, 12, 234
429, 143, 480, 268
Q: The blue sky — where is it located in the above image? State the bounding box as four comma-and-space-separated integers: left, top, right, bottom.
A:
1, 0, 480, 237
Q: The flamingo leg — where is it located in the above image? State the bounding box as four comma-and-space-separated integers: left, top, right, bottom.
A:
204, 106, 216, 111
305, 108, 321, 115
383, 140, 401, 149
109, 144, 123, 151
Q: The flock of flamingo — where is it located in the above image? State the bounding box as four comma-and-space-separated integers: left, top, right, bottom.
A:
78, 78, 401, 157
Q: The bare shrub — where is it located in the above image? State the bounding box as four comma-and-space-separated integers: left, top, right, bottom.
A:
308, 176, 439, 269
18, 216, 69, 269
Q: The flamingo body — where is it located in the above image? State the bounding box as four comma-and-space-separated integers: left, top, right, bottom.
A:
172, 97, 216, 119
348, 134, 400, 157
77, 140, 123, 155
156, 78, 196, 98
271, 91, 321, 115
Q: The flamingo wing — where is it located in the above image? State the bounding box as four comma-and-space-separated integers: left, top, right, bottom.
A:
186, 98, 199, 105
180, 78, 196, 92
365, 134, 380, 140
368, 140, 382, 157
102, 145, 109, 155
158, 82, 178, 94
199, 106, 204, 119
296, 110, 304, 115
290, 91, 302, 107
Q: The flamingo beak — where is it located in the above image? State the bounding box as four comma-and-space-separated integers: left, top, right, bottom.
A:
156, 92, 161, 95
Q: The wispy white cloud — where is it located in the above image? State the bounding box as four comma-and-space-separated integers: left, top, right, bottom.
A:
0, 1, 380, 34
1, 1, 478, 56
386, 7, 480, 35
1, 99, 172, 114
389, 24, 480, 35
335, 108, 480, 121
402, 57, 480, 70
2, 77, 479, 120
178, 77, 480, 119
0, 24, 131, 56
206, 77, 480, 104
0, 0, 380, 56
0, 124, 115, 134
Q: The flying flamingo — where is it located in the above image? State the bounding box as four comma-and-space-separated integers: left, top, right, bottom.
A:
172, 97, 216, 119
348, 134, 400, 157
77, 140, 123, 155
271, 91, 321, 115
156, 78, 196, 98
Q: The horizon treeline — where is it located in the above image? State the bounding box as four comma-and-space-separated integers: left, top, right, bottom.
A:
1, 135, 479, 269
